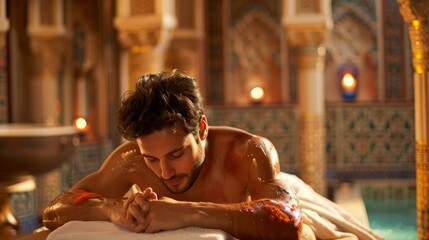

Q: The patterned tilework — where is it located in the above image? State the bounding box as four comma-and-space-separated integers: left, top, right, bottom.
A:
11, 140, 114, 235
383, 0, 407, 100
36, 169, 63, 215
10, 190, 39, 234
229, 0, 281, 26
206, 0, 224, 104
326, 105, 415, 171
207, 104, 415, 180
206, 106, 299, 172
61, 140, 113, 190
358, 179, 416, 202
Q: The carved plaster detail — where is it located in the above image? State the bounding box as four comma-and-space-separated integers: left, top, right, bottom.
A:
327, 12, 375, 63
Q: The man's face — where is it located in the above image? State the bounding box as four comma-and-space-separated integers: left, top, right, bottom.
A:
136, 127, 205, 194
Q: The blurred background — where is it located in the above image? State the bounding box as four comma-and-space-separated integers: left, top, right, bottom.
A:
0, 0, 419, 239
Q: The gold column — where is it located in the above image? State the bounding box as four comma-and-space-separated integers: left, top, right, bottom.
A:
398, 1, 429, 239
296, 47, 327, 196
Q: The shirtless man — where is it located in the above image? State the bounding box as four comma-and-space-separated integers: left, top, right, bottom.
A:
42, 70, 304, 240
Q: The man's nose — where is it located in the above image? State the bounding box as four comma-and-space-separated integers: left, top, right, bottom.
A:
160, 160, 175, 179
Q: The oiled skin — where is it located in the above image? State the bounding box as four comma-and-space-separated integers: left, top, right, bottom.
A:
43, 124, 302, 240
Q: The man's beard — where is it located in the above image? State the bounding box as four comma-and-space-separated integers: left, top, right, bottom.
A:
162, 144, 205, 194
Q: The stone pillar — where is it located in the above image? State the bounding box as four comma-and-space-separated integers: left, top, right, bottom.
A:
114, 0, 176, 91
27, 0, 66, 216
27, 0, 65, 125
398, 1, 429, 239
297, 47, 327, 196
283, 0, 332, 196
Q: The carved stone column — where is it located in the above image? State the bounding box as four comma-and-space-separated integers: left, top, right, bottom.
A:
398, 1, 429, 239
283, 0, 332, 196
114, 0, 176, 91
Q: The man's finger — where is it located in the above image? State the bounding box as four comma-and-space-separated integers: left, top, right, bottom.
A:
127, 202, 146, 223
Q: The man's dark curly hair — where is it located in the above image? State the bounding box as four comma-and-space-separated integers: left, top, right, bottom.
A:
117, 70, 204, 141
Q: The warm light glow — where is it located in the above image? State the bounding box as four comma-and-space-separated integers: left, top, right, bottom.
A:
250, 87, 264, 101
341, 73, 357, 92
412, 20, 420, 29
74, 117, 87, 130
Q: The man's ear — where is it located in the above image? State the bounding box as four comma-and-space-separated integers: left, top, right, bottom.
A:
199, 115, 208, 140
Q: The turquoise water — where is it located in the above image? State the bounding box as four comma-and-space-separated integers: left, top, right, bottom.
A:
365, 199, 417, 240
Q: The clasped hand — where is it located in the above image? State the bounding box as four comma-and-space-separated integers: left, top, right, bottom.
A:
117, 187, 186, 233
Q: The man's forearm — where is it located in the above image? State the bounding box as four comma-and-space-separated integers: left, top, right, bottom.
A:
185, 199, 302, 240
42, 190, 123, 230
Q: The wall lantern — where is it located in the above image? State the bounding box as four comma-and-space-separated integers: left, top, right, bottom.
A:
338, 63, 358, 100
249, 86, 265, 104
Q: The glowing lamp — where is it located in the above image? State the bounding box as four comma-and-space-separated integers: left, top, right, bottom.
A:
73, 117, 89, 138
74, 117, 87, 130
249, 87, 265, 104
338, 63, 358, 100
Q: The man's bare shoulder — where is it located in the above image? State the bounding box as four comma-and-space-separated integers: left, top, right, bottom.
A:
207, 126, 255, 143
100, 141, 140, 166
207, 126, 273, 170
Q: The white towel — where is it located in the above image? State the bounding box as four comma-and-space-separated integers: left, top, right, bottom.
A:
280, 172, 384, 240
47, 221, 234, 240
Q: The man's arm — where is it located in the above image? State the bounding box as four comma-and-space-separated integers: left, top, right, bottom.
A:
42, 142, 143, 231
143, 183, 301, 240
134, 136, 302, 239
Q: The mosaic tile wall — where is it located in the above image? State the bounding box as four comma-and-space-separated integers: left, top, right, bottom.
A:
11, 140, 114, 234
206, 104, 415, 181
207, 106, 299, 173
358, 179, 416, 202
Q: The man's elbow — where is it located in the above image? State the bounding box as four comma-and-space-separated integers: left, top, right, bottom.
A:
42, 205, 62, 230
260, 200, 303, 240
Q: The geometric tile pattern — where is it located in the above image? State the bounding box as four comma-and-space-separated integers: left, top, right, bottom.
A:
10, 190, 39, 234
61, 140, 113, 190
207, 104, 415, 180
358, 179, 416, 202
11, 140, 114, 235
382, 0, 408, 100
206, 106, 299, 172
326, 105, 415, 170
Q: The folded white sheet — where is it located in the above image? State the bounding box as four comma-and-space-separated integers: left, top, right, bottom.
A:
280, 172, 384, 240
46, 221, 234, 240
